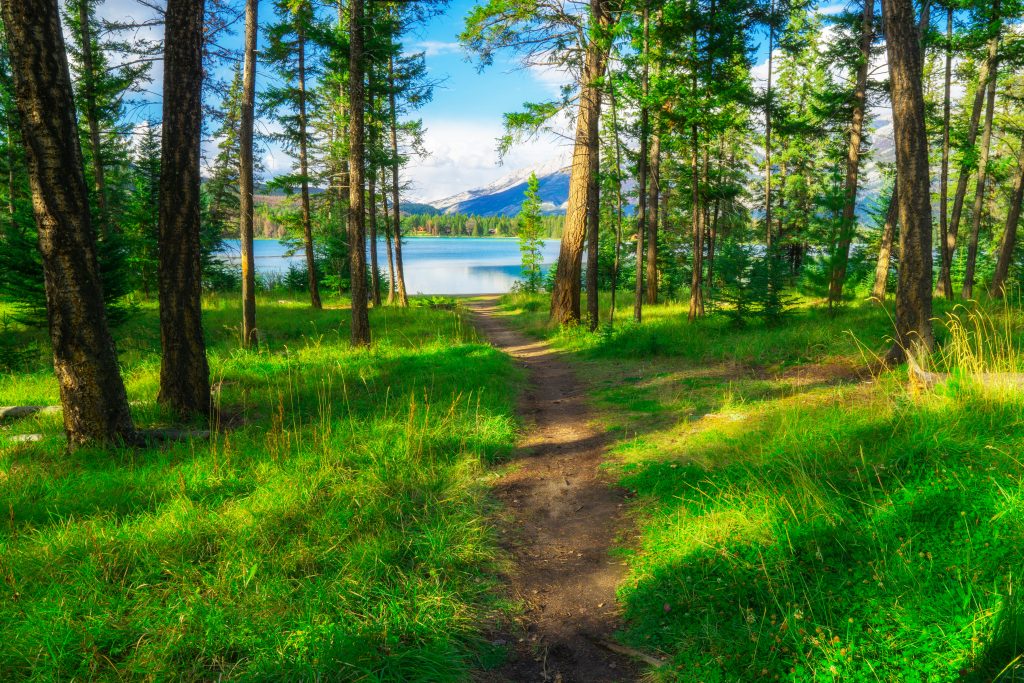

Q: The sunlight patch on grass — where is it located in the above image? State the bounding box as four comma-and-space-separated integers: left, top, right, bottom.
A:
0, 296, 519, 680
497, 293, 1024, 681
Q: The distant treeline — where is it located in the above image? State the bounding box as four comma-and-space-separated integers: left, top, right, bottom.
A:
247, 198, 564, 240
402, 213, 564, 238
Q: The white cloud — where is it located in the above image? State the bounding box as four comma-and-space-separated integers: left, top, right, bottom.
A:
410, 40, 463, 57
404, 117, 573, 202
818, 3, 848, 15
528, 61, 575, 98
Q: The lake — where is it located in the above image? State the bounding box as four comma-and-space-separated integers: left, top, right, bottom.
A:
218, 237, 564, 295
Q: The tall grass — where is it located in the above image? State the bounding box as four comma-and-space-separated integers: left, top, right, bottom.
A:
0, 295, 518, 680
499, 292, 1024, 681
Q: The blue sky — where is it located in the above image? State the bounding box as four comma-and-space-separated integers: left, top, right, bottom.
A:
381, 0, 579, 201
96, 0, 816, 203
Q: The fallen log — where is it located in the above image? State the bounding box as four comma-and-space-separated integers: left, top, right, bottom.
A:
0, 406, 61, 421
594, 638, 667, 668
907, 354, 1024, 390
1, 429, 209, 447
5, 433, 44, 443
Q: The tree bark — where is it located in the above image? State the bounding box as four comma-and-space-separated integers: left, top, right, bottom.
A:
939, 7, 1000, 297
871, 186, 898, 301
157, 0, 210, 416
764, 5, 774, 249
387, 53, 409, 308
368, 89, 381, 307
688, 120, 704, 321
962, 70, 999, 299
707, 143, 724, 290
76, 0, 109, 237
586, 90, 600, 331
1, 0, 135, 446
881, 0, 934, 363
828, 0, 873, 305
632, 3, 650, 323
936, 6, 953, 299
990, 140, 1024, 298
645, 130, 660, 305
348, 0, 370, 343
296, 21, 321, 309
382, 169, 397, 303
550, 0, 608, 325
239, 0, 258, 347
607, 73, 625, 327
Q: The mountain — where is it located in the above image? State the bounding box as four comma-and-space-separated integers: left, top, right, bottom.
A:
401, 201, 441, 215
408, 115, 897, 219
428, 157, 571, 217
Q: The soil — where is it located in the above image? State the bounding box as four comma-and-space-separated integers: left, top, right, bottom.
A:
468, 298, 639, 683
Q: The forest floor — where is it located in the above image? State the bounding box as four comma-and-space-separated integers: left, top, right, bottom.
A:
3, 291, 1024, 681
0, 295, 520, 681
468, 297, 638, 682
493, 292, 1024, 682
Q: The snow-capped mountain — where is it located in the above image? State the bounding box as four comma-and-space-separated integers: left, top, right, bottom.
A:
409, 116, 897, 219
429, 156, 571, 216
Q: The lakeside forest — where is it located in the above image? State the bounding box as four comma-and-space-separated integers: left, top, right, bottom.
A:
253, 196, 565, 240
4, 0, 1024, 680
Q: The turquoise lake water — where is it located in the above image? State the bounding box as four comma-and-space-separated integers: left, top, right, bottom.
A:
218, 237, 563, 295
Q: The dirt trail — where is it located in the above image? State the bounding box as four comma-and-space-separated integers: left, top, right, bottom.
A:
468, 298, 638, 683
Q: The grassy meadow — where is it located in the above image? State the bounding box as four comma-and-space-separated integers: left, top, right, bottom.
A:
0, 294, 518, 680
499, 292, 1024, 682
4, 287, 1024, 681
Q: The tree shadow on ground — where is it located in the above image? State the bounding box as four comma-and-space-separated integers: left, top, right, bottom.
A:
612, 387, 1024, 681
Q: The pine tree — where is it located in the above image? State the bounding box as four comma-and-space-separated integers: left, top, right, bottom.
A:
461, 0, 611, 325
518, 172, 545, 293
882, 0, 935, 363
157, 0, 211, 416
206, 65, 244, 235
1, 0, 135, 445
239, 0, 259, 346
124, 122, 161, 299
264, 0, 326, 309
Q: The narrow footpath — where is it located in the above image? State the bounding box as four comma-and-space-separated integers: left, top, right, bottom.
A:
468, 297, 638, 683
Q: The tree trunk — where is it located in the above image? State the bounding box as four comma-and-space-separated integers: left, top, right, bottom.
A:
368, 162, 381, 306
828, 0, 873, 306
382, 169, 397, 303
939, 8, 1000, 297
1, 0, 135, 446
882, 0, 934, 363
936, 6, 953, 299
632, 4, 650, 324
990, 140, 1024, 298
387, 53, 409, 307
764, 9, 774, 249
158, 0, 210, 416
608, 74, 625, 327
871, 186, 898, 301
368, 91, 381, 308
550, 0, 608, 325
688, 120, 704, 321
586, 91, 600, 331
961, 71, 999, 299
645, 130, 660, 305
5, 115, 17, 231
707, 145, 723, 290
348, 0, 370, 343
296, 24, 321, 309
76, 0, 109, 237
239, 0, 258, 347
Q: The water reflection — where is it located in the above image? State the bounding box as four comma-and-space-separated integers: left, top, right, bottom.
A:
218, 237, 565, 294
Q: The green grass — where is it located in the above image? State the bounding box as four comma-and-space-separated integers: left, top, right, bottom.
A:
498, 291, 1024, 681
0, 294, 519, 680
